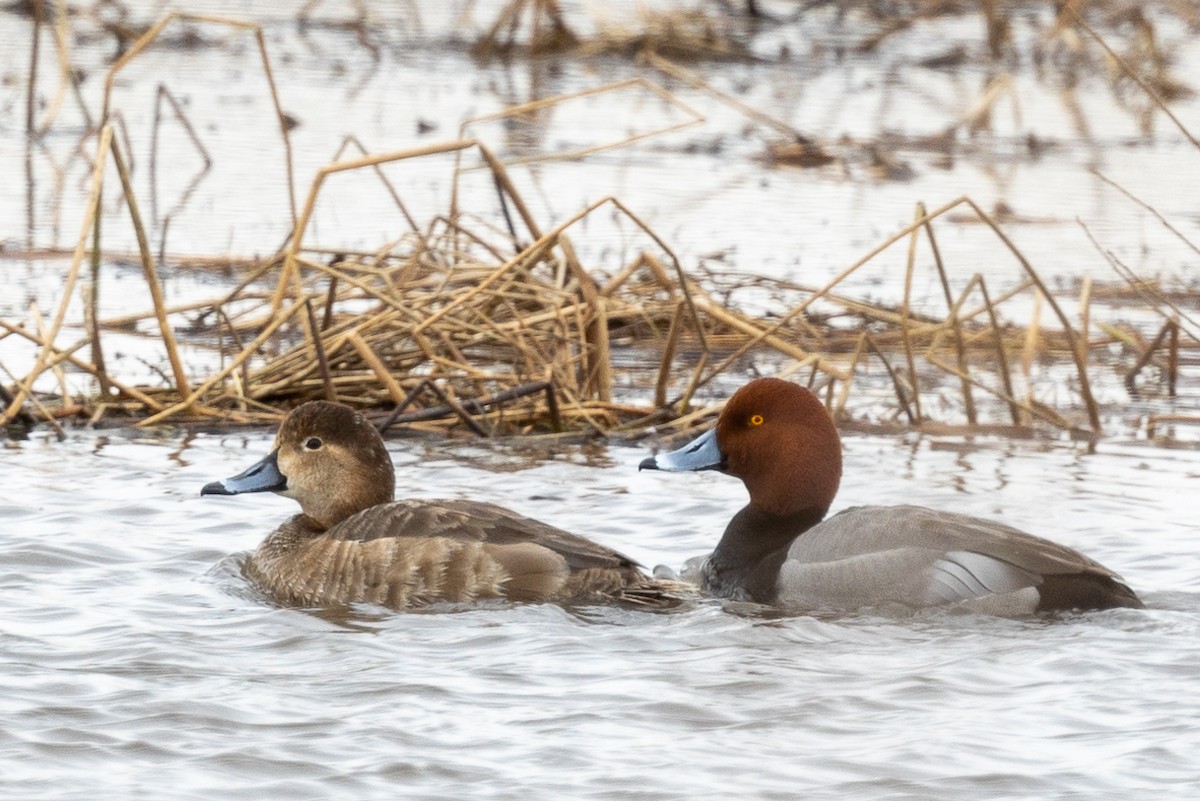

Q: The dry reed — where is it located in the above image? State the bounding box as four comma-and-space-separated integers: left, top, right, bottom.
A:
3, 3, 1198, 441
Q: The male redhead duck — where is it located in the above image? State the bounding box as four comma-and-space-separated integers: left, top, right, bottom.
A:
640, 377, 1142, 615
202, 400, 673, 610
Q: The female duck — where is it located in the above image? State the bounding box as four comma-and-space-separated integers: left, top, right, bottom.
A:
203, 401, 669, 610
640, 378, 1142, 614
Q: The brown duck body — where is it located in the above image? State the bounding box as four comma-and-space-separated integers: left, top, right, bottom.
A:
203, 401, 671, 610
246, 500, 654, 609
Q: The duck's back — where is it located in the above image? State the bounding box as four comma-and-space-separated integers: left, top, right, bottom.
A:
247, 499, 657, 609
772, 505, 1141, 614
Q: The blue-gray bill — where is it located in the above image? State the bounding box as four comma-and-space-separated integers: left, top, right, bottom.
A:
201, 450, 287, 496
638, 427, 725, 472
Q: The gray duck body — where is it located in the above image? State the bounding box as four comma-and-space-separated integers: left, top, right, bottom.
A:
643, 378, 1143, 616
700, 504, 1141, 615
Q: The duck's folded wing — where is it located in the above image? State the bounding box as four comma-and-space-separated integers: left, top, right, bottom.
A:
326, 499, 639, 572
775, 546, 1041, 610
926, 550, 1042, 603
778, 505, 1134, 611
807, 505, 1124, 578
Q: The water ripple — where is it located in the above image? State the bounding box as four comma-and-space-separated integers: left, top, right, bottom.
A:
1, 431, 1198, 800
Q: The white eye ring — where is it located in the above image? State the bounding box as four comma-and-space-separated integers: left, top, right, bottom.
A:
304, 437, 323, 451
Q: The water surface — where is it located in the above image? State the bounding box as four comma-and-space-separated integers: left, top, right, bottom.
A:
3, 430, 1197, 799
4, 4, 1200, 796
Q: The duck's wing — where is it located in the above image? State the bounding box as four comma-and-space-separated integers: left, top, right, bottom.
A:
327, 499, 639, 572
252, 500, 669, 609
777, 505, 1140, 612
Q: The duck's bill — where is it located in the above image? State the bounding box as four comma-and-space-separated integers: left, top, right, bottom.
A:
201, 451, 287, 496
639, 427, 725, 472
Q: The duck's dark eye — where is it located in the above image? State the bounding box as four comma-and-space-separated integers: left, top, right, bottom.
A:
304, 437, 323, 451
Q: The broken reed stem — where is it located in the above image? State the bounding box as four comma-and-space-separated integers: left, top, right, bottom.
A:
137, 298, 309, 426
414, 194, 708, 358
543, 380, 563, 433
962, 198, 1101, 431
273, 139, 478, 316
100, 292, 272, 329
921, 201, 976, 423
1125, 319, 1174, 394
110, 134, 192, 398
459, 77, 705, 167
321, 275, 339, 330
696, 195, 1102, 430
833, 334, 866, 419
253, 23, 297, 225
25, 0, 40, 135
331, 135, 422, 234
1068, 7, 1200, 153
1022, 289, 1043, 384
1168, 319, 1180, 397
924, 352, 1077, 433
217, 309, 249, 413
381, 381, 558, 427
154, 85, 214, 168
975, 275, 1021, 424
0, 320, 164, 411
474, 141, 543, 242
1078, 275, 1092, 392
864, 332, 917, 424
293, 257, 424, 328
0, 362, 66, 440
2, 125, 113, 425
698, 194, 973, 390
347, 330, 406, 404
693, 293, 842, 379
100, 12, 298, 227
900, 204, 923, 422
34, 0, 71, 135
656, 299, 685, 408
604, 196, 707, 356
645, 52, 806, 142
303, 298, 337, 402
87, 240, 109, 398
29, 303, 69, 405
421, 380, 489, 437
591, 295, 613, 403
1146, 414, 1200, 438
676, 353, 709, 416
1091, 170, 1200, 261
1078, 218, 1200, 343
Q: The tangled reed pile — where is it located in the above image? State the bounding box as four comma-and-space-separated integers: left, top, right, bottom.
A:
2, 3, 1198, 440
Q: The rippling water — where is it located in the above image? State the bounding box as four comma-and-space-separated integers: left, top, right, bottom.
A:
5, 2, 1200, 795
3, 430, 1197, 799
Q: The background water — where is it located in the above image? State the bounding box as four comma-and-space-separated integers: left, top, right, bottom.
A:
3, 1, 1200, 797
2, 429, 1197, 799
5, 0, 1200, 417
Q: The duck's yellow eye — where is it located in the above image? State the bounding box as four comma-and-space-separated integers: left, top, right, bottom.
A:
749, 414, 764, 427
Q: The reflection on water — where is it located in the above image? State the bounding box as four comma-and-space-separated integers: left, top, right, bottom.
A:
6, 3, 1200, 274
1, 430, 1197, 799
